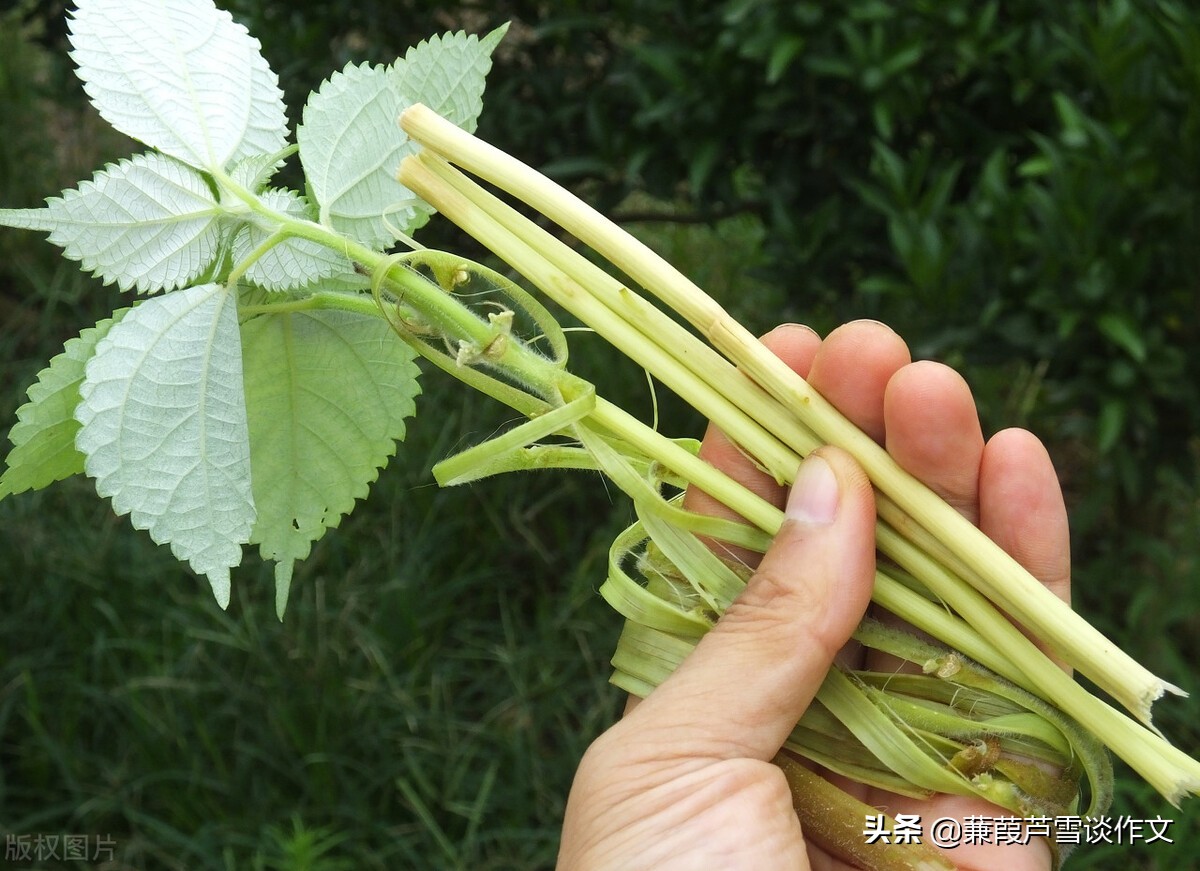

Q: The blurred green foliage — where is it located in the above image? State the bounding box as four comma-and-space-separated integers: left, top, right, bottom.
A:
2, 0, 1198, 869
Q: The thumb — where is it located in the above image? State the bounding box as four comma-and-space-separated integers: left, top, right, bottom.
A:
626, 446, 877, 760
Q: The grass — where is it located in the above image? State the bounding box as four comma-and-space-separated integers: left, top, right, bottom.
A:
0, 371, 629, 870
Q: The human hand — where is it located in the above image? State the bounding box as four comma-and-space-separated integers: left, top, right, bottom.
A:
557, 321, 1070, 870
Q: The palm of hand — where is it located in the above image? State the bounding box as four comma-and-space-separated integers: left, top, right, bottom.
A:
559, 322, 1066, 871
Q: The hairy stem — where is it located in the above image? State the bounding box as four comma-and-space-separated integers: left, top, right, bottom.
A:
774, 753, 955, 871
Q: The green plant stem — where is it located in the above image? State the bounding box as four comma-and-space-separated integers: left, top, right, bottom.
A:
397, 101, 1179, 727
397, 153, 805, 496
216, 167, 569, 403
773, 752, 955, 871
239, 289, 380, 319
408, 150, 820, 481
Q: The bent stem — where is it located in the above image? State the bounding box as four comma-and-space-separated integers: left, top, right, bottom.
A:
396, 102, 1179, 726
774, 752, 955, 871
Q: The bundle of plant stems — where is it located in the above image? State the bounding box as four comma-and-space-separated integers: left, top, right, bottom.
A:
372, 104, 1199, 869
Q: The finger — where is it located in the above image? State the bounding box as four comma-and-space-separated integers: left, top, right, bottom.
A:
622, 447, 877, 761
684, 323, 822, 523
759, 321, 824, 380
806, 321, 912, 444
979, 428, 1071, 606
794, 322, 908, 674
627, 325, 822, 715
882, 360, 986, 524
861, 355, 984, 675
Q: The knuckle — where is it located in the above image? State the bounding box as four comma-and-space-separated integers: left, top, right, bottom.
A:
722, 565, 817, 634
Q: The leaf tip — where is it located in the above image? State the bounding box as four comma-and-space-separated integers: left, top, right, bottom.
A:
274, 561, 294, 621
209, 570, 232, 610
482, 21, 511, 53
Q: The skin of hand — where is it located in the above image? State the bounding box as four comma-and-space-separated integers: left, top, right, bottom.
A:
556, 321, 1071, 871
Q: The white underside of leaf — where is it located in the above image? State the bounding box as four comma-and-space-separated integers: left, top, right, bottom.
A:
232, 189, 352, 292
298, 26, 505, 249
12, 151, 226, 294
68, 0, 287, 170
396, 26, 507, 133
229, 152, 287, 192
298, 62, 426, 250
76, 283, 256, 607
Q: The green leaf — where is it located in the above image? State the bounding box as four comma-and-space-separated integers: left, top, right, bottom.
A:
231, 189, 352, 292
0, 308, 130, 499
766, 36, 805, 84
76, 283, 255, 607
0, 152, 225, 294
1097, 398, 1126, 454
396, 25, 508, 129
1097, 312, 1148, 363
229, 152, 287, 192
68, 0, 287, 170
1052, 91, 1090, 149
298, 61, 426, 249
298, 25, 506, 249
240, 310, 421, 617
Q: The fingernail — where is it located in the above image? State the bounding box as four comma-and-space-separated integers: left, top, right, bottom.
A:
777, 322, 819, 336
848, 318, 895, 332
787, 453, 839, 525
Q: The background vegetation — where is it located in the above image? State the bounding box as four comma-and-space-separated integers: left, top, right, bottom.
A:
1, 0, 1197, 868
